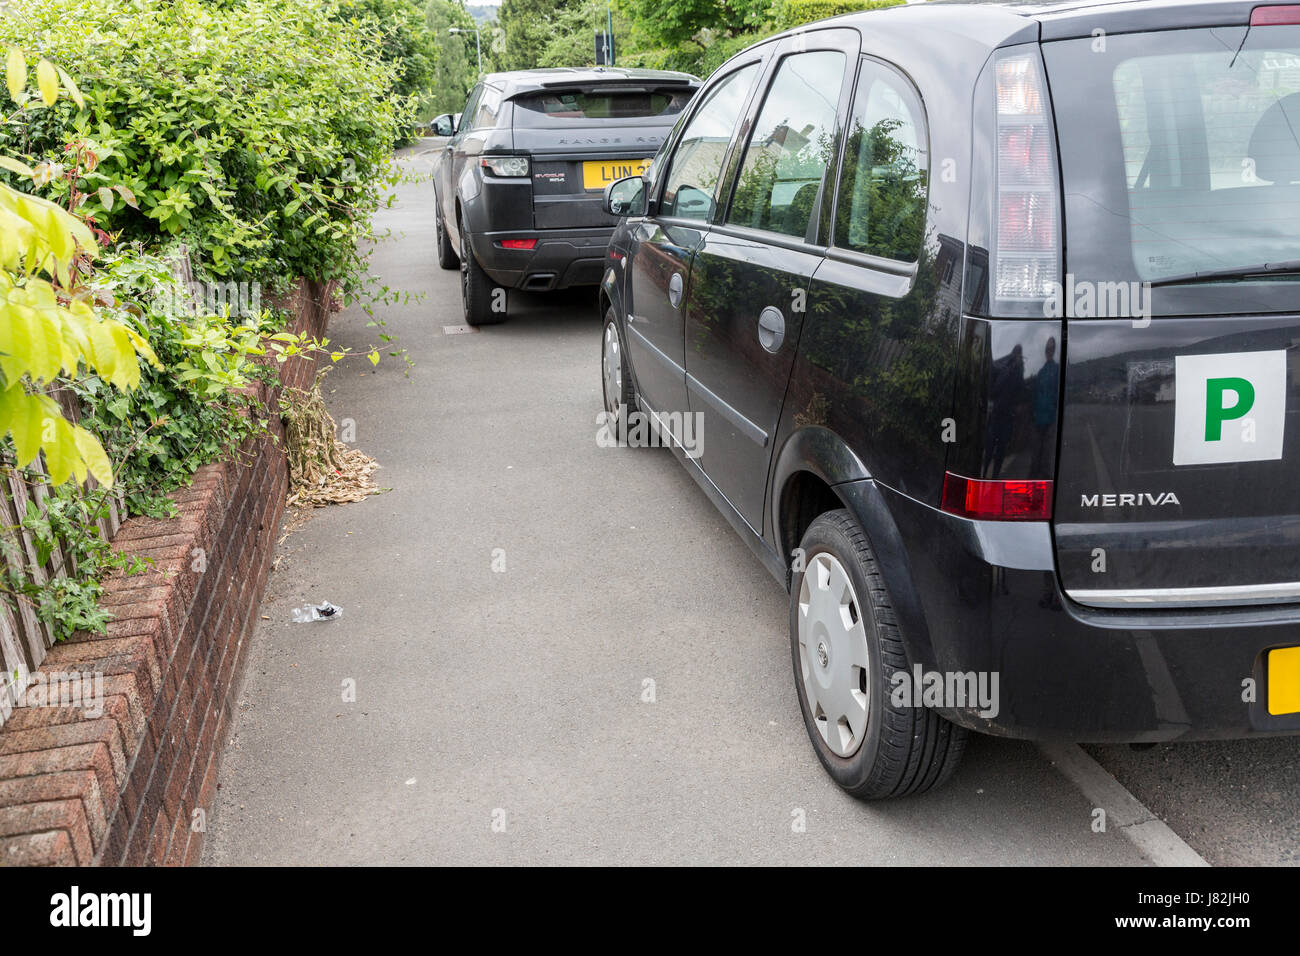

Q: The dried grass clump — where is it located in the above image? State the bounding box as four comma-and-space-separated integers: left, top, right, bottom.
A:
281, 368, 382, 508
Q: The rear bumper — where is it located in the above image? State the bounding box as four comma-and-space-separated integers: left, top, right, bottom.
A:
850, 480, 1300, 742
472, 227, 614, 291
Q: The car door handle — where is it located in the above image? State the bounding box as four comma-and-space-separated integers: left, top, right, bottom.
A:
668, 272, 684, 309
758, 306, 786, 353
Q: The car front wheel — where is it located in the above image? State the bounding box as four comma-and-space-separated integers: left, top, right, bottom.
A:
601, 308, 635, 440
791, 509, 968, 799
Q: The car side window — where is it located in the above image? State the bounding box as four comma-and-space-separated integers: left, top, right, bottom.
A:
726, 50, 846, 239
660, 63, 760, 221
833, 59, 929, 262
474, 85, 503, 129
459, 85, 483, 134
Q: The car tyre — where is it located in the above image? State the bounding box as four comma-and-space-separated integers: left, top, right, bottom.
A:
601, 307, 636, 440
459, 216, 506, 326
790, 509, 968, 799
435, 194, 459, 270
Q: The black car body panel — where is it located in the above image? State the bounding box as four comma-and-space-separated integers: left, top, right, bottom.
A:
435, 68, 700, 291
602, 0, 1300, 740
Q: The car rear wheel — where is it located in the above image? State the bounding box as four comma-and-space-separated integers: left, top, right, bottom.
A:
435, 196, 458, 270
791, 509, 968, 799
601, 308, 635, 439
459, 216, 506, 326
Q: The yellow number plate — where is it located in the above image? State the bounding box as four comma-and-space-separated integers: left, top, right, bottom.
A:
583, 159, 651, 191
1268, 646, 1300, 715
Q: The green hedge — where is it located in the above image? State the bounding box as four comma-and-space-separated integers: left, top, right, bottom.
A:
0, 0, 407, 288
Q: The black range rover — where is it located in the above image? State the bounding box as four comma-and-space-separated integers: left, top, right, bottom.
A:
431, 67, 700, 325
598, 0, 1300, 798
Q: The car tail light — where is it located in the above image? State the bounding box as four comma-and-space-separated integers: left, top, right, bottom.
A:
1252, 4, 1300, 24
993, 52, 1060, 304
481, 155, 530, 177
941, 473, 1054, 521
499, 239, 537, 250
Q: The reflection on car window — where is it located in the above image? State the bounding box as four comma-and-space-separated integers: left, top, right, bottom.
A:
513, 89, 693, 122
661, 63, 760, 220
727, 51, 844, 239
474, 86, 503, 129
834, 60, 929, 262
459, 85, 482, 134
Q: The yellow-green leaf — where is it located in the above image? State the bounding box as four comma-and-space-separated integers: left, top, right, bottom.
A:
97, 186, 114, 211
73, 424, 112, 487
35, 59, 58, 107
0, 156, 33, 178
55, 66, 83, 110
5, 48, 24, 102
367, 350, 380, 367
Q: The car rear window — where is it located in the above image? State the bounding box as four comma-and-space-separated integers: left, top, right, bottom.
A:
1045, 25, 1300, 314
513, 88, 694, 125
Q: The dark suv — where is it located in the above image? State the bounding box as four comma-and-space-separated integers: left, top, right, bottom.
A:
599, 0, 1300, 798
431, 68, 699, 325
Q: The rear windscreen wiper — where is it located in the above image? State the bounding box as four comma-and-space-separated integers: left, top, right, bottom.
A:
1149, 259, 1300, 287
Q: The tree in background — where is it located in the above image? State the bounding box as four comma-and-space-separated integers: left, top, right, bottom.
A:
498, 0, 580, 71
492, 0, 904, 77
427, 0, 479, 114
337, 0, 439, 123
537, 0, 633, 68
619, 0, 769, 51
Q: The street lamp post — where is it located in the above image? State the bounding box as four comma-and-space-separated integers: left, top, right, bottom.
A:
448, 27, 482, 76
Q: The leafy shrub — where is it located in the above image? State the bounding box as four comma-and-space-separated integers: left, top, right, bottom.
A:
1, 49, 159, 487
0, 0, 408, 290
772, 0, 905, 30
71, 252, 279, 519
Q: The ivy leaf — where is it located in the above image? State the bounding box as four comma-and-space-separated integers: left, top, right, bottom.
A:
35, 59, 58, 107
5, 48, 24, 102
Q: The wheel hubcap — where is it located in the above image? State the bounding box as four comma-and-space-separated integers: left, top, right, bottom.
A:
602, 322, 622, 416
797, 551, 870, 758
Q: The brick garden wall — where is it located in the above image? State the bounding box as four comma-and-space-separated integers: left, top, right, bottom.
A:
0, 280, 333, 866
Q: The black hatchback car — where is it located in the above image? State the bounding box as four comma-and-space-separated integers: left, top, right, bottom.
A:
431, 67, 700, 326
599, 0, 1300, 798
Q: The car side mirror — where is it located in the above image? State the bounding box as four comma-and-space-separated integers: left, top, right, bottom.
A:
603, 176, 647, 218
453, 112, 463, 131
431, 114, 454, 137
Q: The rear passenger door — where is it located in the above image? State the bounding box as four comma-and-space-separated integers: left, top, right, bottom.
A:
625, 58, 765, 426
684, 34, 858, 531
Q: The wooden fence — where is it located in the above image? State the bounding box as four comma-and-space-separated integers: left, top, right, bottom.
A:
0, 385, 126, 729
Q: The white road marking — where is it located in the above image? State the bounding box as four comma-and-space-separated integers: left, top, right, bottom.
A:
1039, 741, 1209, 867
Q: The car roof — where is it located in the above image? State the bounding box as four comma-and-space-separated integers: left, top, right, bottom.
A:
779, 0, 1275, 44
482, 68, 701, 97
